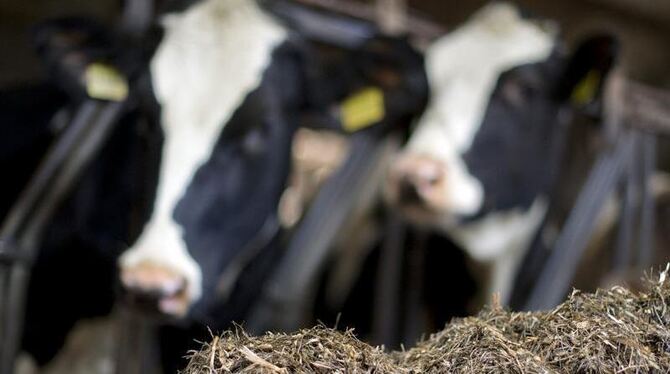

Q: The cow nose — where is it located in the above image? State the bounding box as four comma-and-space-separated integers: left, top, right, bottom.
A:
391, 155, 445, 205
399, 176, 422, 203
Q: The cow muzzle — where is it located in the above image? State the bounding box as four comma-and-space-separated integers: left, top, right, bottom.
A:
386, 154, 449, 214
120, 262, 190, 318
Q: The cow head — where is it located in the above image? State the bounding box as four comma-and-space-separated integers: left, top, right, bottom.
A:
386, 3, 618, 259
118, 0, 292, 318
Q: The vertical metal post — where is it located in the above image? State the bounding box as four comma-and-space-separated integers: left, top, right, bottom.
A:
523, 134, 634, 311
372, 214, 406, 347
246, 131, 392, 334
613, 133, 637, 270
637, 133, 656, 267
0, 101, 125, 374
114, 307, 161, 374
402, 230, 427, 346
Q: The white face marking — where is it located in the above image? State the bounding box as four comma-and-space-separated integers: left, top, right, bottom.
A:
120, 0, 287, 304
405, 2, 556, 217
448, 198, 548, 261
453, 198, 548, 304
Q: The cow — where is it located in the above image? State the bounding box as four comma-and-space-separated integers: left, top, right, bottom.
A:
117, 0, 428, 323
385, 2, 620, 304
4, 0, 428, 370
116, 0, 296, 319
3, 0, 302, 367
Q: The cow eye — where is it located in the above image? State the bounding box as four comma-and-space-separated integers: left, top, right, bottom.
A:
501, 79, 526, 108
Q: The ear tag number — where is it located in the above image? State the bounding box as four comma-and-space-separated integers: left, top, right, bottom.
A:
341, 87, 385, 132
85, 63, 129, 101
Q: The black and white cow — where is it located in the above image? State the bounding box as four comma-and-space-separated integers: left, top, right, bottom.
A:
5, 0, 427, 369
12, 1, 304, 353
4, 0, 307, 367
117, 0, 297, 318
386, 2, 618, 303
117, 0, 427, 322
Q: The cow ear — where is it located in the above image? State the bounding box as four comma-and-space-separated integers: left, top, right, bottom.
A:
557, 34, 620, 109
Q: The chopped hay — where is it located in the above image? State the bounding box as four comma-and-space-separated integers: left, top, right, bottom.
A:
399, 317, 557, 373
182, 326, 402, 373
184, 267, 670, 373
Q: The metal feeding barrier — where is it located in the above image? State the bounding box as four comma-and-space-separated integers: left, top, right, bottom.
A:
511, 72, 670, 311
246, 128, 398, 334
0, 100, 128, 374
0, 0, 155, 372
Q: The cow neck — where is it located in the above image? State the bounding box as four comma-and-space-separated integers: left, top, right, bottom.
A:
148, 0, 287, 223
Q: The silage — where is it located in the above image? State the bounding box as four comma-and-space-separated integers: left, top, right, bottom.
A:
184, 267, 670, 373
182, 326, 402, 373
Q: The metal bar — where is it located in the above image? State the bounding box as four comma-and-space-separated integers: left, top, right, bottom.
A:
612, 172, 634, 270
0, 101, 104, 374
216, 215, 280, 301
0, 267, 9, 371
266, 0, 378, 49
402, 229, 427, 347
0, 240, 29, 266
523, 134, 635, 311
508, 217, 550, 310
0, 101, 125, 374
114, 307, 160, 374
246, 130, 390, 333
372, 214, 406, 347
612, 135, 636, 270
292, 0, 445, 41
0, 265, 29, 374
637, 132, 657, 267
19, 102, 125, 246
0, 101, 101, 240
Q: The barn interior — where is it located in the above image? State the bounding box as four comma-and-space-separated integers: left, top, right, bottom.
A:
0, 0, 669, 373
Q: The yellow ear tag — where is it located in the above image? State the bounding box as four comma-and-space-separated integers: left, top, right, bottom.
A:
571, 70, 601, 106
84, 63, 129, 101
340, 87, 385, 132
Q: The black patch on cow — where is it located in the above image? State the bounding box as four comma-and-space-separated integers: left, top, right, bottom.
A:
172, 38, 310, 324
0, 84, 68, 220
462, 51, 571, 218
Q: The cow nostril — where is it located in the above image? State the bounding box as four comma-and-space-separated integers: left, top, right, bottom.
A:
392, 155, 445, 206
416, 162, 444, 186
399, 177, 422, 204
